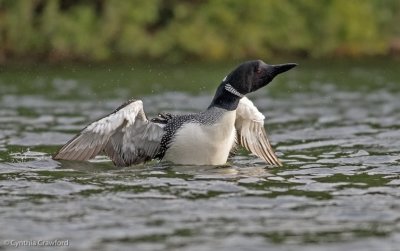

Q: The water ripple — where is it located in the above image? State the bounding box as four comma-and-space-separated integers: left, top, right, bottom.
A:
1, 65, 400, 251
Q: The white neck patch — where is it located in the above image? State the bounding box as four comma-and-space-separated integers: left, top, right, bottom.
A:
225, 83, 244, 98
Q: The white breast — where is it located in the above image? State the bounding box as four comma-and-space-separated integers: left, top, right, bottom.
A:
164, 111, 236, 165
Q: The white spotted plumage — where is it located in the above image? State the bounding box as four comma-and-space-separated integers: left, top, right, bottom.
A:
54, 97, 281, 166
164, 111, 236, 165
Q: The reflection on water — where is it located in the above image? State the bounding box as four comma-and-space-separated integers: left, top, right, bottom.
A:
0, 61, 400, 251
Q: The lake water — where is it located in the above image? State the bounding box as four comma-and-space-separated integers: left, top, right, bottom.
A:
0, 60, 399, 251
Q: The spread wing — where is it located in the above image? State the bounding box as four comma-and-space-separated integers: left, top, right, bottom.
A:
53, 99, 165, 167
235, 97, 282, 166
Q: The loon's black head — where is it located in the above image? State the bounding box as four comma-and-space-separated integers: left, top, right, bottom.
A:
209, 60, 297, 110
223, 60, 297, 95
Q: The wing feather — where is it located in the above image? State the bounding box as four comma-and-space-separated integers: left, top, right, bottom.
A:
235, 97, 282, 166
53, 100, 165, 166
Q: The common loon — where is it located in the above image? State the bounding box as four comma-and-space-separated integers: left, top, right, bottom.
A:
53, 60, 297, 166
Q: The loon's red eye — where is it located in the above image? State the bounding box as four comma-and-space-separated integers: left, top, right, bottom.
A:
255, 67, 262, 74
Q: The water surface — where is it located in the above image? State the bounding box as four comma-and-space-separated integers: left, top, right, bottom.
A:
1, 61, 400, 251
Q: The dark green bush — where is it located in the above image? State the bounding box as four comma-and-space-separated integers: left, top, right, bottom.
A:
0, 0, 399, 63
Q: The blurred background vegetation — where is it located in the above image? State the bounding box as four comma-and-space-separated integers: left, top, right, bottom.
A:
1, 0, 400, 64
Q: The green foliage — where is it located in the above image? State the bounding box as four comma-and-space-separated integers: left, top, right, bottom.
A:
0, 0, 399, 63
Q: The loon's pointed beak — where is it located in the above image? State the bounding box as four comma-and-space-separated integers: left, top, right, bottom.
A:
270, 63, 297, 76
254, 63, 297, 91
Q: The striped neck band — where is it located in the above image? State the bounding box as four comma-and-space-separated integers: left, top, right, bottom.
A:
225, 83, 244, 98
